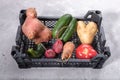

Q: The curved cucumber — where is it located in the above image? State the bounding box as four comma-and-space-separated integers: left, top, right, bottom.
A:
52, 14, 72, 38
60, 17, 77, 42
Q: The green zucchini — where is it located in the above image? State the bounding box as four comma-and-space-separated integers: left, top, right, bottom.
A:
60, 17, 77, 42
52, 14, 72, 38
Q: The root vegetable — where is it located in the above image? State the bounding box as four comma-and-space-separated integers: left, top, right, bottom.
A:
52, 39, 63, 54
26, 8, 37, 18
77, 21, 98, 44
22, 17, 45, 39
45, 49, 56, 58
61, 42, 75, 61
33, 27, 52, 44
22, 8, 52, 44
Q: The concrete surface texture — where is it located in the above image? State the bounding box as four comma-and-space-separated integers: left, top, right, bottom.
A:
0, 0, 120, 80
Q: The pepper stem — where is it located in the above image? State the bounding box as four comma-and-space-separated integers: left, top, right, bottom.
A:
40, 43, 47, 51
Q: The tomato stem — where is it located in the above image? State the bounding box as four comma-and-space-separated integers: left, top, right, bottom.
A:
40, 43, 47, 51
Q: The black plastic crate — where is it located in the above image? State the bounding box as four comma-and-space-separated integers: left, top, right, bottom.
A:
11, 10, 111, 69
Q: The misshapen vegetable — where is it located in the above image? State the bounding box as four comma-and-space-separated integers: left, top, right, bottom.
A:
77, 21, 98, 44
76, 44, 97, 59
52, 14, 72, 38
60, 17, 77, 42
22, 8, 52, 44
52, 14, 77, 42
52, 39, 63, 54
45, 49, 56, 58
61, 42, 75, 61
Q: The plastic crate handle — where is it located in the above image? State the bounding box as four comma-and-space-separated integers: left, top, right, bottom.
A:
11, 46, 32, 68
19, 10, 26, 25
91, 47, 111, 69
84, 10, 102, 31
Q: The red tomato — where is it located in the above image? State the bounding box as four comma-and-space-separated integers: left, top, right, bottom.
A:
76, 44, 97, 59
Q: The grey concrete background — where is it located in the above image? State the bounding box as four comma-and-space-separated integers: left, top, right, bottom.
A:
0, 0, 120, 80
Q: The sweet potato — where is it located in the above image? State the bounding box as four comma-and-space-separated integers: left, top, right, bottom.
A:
77, 21, 98, 44
26, 8, 37, 18
33, 27, 52, 44
22, 8, 52, 44
22, 17, 45, 39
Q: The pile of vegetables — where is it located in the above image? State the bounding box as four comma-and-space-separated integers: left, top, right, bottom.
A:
22, 8, 98, 61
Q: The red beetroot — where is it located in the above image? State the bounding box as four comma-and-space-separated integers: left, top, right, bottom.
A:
45, 49, 56, 58
52, 39, 63, 54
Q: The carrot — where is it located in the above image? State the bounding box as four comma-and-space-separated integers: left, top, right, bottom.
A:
61, 42, 75, 61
